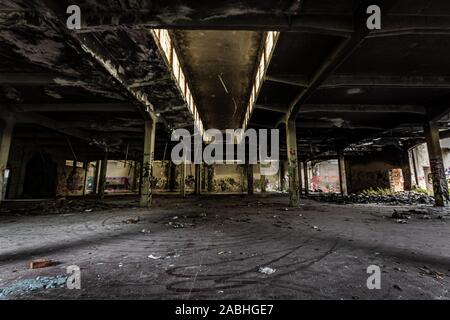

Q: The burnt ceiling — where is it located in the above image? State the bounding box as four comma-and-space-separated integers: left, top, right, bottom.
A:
2, 0, 450, 162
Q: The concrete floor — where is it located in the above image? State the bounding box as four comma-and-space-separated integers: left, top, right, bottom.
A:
0, 194, 449, 300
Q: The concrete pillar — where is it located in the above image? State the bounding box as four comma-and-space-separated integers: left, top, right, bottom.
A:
303, 161, 309, 195
298, 161, 304, 195
168, 161, 177, 191
247, 164, 254, 195
206, 164, 214, 192
98, 154, 108, 200
424, 121, 449, 207
132, 161, 139, 192
260, 174, 266, 193
92, 160, 100, 195
286, 120, 300, 206
240, 165, 246, 194
140, 119, 156, 207
279, 161, 286, 192
338, 153, 348, 196
411, 149, 420, 187
402, 148, 412, 191
194, 164, 201, 195
180, 163, 186, 197
82, 161, 89, 196
0, 119, 14, 204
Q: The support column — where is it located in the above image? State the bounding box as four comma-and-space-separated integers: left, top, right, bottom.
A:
338, 152, 348, 196
401, 148, 412, 191
0, 119, 14, 204
194, 164, 201, 195
260, 174, 266, 193
303, 161, 309, 195
98, 153, 108, 200
247, 164, 254, 195
82, 161, 89, 196
298, 161, 304, 195
240, 165, 246, 194
180, 163, 186, 198
140, 119, 156, 207
424, 121, 449, 207
411, 149, 420, 187
279, 161, 286, 192
92, 160, 100, 195
286, 120, 300, 206
206, 164, 214, 193
168, 161, 177, 191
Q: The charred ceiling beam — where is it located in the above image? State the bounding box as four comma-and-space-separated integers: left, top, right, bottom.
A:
369, 15, 450, 38
24, 2, 163, 125
296, 121, 384, 130
0, 107, 92, 142
255, 104, 287, 113
13, 103, 136, 113
284, 0, 398, 122
21, 1, 352, 35
268, 75, 450, 89
299, 104, 427, 115
0, 73, 79, 86
257, 103, 426, 115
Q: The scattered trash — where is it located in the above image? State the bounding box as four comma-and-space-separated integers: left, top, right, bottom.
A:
258, 267, 276, 275
123, 217, 140, 224
141, 229, 150, 233
312, 226, 321, 231
419, 266, 445, 279
392, 210, 411, 220
148, 255, 161, 260
218, 251, 232, 255
168, 221, 185, 229
172, 216, 179, 220
396, 219, 408, 224
30, 259, 54, 269
393, 284, 403, 291
311, 191, 434, 206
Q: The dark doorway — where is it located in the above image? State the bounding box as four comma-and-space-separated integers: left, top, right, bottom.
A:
23, 153, 57, 198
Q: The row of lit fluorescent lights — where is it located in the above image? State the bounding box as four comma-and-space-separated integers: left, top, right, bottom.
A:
152, 29, 279, 141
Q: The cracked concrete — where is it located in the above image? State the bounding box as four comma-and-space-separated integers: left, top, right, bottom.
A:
0, 194, 449, 300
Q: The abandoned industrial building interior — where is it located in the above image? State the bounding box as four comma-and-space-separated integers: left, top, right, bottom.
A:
1, 0, 450, 302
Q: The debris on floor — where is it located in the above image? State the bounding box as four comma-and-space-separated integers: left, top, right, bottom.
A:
312, 191, 435, 206
419, 266, 445, 279
123, 217, 140, 224
168, 221, 186, 229
148, 254, 162, 260
0, 275, 68, 299
30, 259, 54, 269
258, 267, 276, 275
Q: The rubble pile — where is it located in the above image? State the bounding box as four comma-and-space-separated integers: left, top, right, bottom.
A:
311, 191, 435, 205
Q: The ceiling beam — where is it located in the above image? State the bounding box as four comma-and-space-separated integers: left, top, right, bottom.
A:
12, 103, 137, 113
267, 75, 450, 89
255, 104, 287, 113
256, 103, 426, 115
0, 108, 92, 142
299, 104, 426, 115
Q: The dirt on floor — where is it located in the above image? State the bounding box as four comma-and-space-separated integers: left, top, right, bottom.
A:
0, 194, 449, 300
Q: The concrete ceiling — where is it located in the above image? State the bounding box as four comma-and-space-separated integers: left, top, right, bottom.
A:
173, 30, 263, 129
3, 0, 450, 162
